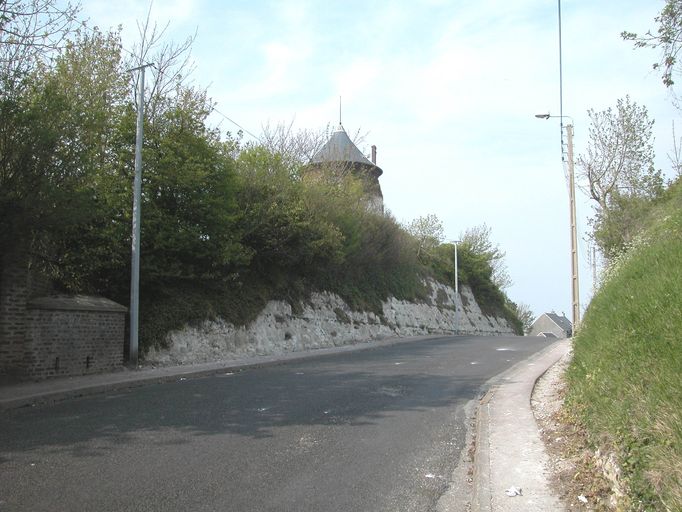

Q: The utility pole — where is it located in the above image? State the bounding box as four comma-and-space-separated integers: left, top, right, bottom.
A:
535, 0, 581, 336
566, 124, 581, 331
535, 114, 582, 334
128, 63, 153, 366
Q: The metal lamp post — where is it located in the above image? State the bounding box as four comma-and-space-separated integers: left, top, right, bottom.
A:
128, 63, 153, 365
451, 240, 461, 335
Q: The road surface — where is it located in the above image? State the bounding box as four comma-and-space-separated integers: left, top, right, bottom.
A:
0, 335, 549, 511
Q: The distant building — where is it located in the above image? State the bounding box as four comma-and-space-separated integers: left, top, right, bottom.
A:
528, 312, 572, 339
536, 332, 558, 339
305, 123, 384, 213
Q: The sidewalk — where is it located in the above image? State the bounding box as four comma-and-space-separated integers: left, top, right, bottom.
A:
471, 338, 570, 511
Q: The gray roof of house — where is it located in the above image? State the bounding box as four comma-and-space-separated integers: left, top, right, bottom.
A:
311, 124, 375, 167
539, 332, 558, 338
546, 312, 572, 332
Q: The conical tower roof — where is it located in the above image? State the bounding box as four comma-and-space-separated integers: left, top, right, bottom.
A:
311, 124, 382, 176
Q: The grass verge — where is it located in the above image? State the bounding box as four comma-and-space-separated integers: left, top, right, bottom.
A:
565, 186, 682, 510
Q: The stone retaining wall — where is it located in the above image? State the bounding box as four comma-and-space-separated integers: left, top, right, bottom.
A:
146, 280, 516, 366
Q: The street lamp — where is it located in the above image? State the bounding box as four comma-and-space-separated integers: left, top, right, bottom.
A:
451, 240, 461, 335
127, 62, 154, 366
536, 113, 580, 332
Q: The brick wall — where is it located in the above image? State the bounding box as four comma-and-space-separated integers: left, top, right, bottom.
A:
24, 296, 126, 380
2, 251, 126, 381
0, 254, 31, 378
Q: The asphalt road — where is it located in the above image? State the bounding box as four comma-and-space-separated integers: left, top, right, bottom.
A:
0, 335, 549, 512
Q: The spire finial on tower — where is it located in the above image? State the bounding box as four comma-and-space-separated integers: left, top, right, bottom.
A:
339, 95, 342, 126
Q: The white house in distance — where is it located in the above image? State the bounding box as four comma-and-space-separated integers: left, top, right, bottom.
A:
528, 312, 573, 339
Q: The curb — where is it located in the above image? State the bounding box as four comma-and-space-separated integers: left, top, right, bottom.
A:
471, 388, 494, 512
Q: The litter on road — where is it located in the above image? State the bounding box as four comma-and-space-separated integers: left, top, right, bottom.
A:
505, 486, 523, 497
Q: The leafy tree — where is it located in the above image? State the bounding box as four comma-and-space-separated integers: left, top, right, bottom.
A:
623, 0, 682, 88
460, 224, 512, 291
0, 48, 117, 264
456, 242, 498, 306
9, 26, 245, 303
513, 302, 535, 334
578, 96, 662, 211
0, 0, 86, 258
25, 28, 132, 293
590, 193, 656, 260
141, 87, 242, 278
577, 96, 664, 256
233, 145, 344, 286
406, 213, 444, 264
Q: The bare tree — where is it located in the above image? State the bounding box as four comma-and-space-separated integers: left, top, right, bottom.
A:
0, 0, 80, 92
259, 120, 329, 171
669, 120, 682, 177
577, 96, 662, 213
126, 4, 199, 123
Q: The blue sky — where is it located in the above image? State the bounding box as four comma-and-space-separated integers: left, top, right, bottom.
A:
79, 0, 678, 320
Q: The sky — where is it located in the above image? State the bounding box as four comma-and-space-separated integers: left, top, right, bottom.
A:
77, 0, 678, 321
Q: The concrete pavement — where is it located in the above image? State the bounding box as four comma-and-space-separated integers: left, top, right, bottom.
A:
471, 338, 570, 511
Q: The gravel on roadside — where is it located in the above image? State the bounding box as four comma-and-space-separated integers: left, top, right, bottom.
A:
531, 344, 618, 511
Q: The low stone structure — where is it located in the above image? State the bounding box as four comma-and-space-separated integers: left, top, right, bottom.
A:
145, 280, 516, 366
1, 252, 126, 381
24, 295, 126, 379
0, 252, 52, 379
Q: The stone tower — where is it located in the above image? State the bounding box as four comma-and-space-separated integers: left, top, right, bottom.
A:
306, 123, 384, 213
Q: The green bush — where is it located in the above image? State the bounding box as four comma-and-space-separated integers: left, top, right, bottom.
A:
3, 28, 523, 354
423, 241, 523, 333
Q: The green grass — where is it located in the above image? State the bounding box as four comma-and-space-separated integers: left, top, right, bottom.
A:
565, 181, 682, 510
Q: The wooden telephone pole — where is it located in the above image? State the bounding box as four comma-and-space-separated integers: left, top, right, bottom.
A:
566, 124, 580, 331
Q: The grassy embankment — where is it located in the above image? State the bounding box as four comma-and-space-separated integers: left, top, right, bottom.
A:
565, 179, 682, 510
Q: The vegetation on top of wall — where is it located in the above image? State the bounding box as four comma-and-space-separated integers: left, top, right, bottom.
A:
1, 6, 524, 353
410, 222, 524, 335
